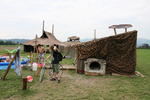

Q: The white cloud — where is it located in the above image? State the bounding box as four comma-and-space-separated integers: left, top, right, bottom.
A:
0, 0, 150, 41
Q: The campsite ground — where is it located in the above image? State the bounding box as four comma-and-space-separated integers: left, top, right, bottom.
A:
0, 46, 150, 100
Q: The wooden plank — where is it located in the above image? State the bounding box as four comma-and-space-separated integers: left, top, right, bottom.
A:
61, 65, 76, 70
135, 71, 145, 77
109, 24, 133, 29
114, 28, 117, 35
2, 52, 17, 80
112, 73, 135, 77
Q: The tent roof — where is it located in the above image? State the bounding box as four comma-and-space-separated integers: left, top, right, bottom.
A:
23, 31, 65, 46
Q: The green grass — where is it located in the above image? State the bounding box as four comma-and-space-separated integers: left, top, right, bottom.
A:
0, 70, 38, 99
0, 45, 21, 47
0, 45, 24, 56
0, 49, 150, 100
60, 58, 74, 65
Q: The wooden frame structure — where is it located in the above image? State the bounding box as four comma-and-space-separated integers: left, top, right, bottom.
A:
109, 24, 133, 35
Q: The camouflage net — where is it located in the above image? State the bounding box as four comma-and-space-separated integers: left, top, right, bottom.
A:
75, 30, 137, 75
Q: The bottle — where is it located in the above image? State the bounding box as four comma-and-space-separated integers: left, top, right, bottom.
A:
32, 63, 38, 71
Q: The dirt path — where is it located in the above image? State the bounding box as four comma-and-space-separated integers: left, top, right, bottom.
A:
5, 70, 113, 100
5, 70, 138, 100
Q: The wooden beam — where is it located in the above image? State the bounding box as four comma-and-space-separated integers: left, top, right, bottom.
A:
114, 28, 117, 35
34, 34, 38, 53
125, 28, 127, 33
94, 29, 96, 40
52, 24, 54, 35
2, 52, 17, 80
42, 20, 45, 33
135, 71, 145, 77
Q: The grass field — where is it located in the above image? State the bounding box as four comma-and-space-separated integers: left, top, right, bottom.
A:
0, 48, 150, 100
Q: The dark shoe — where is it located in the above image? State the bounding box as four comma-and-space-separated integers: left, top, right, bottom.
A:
50, 78, 56, 81
58, 79, 60, 83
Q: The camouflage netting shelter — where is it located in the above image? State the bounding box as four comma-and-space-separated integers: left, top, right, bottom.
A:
75, 30, 137, 75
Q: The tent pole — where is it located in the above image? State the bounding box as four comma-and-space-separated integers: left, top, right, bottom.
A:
52, 24, 54, 35
94, 29, 96, 40
42, 20, 45, 33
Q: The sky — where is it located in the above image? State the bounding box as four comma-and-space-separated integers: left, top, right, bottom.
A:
0, 0, 150, 41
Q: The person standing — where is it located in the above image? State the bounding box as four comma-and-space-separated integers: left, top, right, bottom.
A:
37, 45, 45, 64
50, 44, 63, 83
36, 45, 45, 76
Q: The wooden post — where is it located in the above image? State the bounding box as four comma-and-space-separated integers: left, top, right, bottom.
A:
30, 52, 32, 64
114, 28, 117, 35
34, 34, 38, 63
22, 78, 27, 90
52, 24, 54, 35
42, 20, 45, 33
74, 48, 78, 72
94, 29, 96, 40
125, 28, 127, 33
2, 52, 17, 80
30, 52, 33, 70
35, 34, 38, 52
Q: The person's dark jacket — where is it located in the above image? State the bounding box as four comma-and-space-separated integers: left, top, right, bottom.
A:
52, 51, 61, 64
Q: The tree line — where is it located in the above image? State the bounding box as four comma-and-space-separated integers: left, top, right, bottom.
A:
138, 43, 150, 49
0, 40, 19, 45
